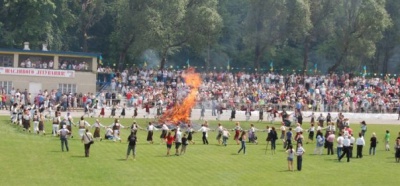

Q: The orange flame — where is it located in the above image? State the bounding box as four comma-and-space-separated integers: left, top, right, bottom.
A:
159, 68, 202, 124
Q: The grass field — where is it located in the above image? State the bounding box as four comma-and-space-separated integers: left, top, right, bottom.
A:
0, 116, 399, 186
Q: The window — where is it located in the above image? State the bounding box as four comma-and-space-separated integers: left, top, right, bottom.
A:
59, 57, 92, 71
0, 81, 13, 94
19, 55, 54, 69
0, 55, 13, 67
58, 84, 77, 94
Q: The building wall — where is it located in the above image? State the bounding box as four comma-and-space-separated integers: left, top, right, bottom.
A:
0, 71, 96, 94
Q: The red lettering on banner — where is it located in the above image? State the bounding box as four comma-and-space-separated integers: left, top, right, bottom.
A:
0, 67, 74, 78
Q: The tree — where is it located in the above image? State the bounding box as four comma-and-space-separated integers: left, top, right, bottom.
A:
0, 0, 57, 49
144, 0, 222, 69
78, 0, 105, 52
244, 0, 288, 70
323, 0, 391, 73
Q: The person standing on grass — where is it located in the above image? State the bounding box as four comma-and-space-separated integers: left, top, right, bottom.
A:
370, 133, 378, 155
81, 129, 94, 157
295, 143, 305, 171
38, 113, 45, 135
58, 125, 70, 152
52, 111, 61, 136
181, 133, 188, 155
126, 132, 137, 160
356, 132, 365, 158
339, 135, 351, 162
295, 131, 304, 149
336, 133, 344, 159
395, 139, 400, 163
233, 122, 242, 145
22, 109, 31, 133
78, 116, 91, 138
285, 128, 293, 150
198, 123, 210, 145
237, 131, 247, 155
92, 119, 105, 141
270, 127, 278, 154
349, 134, 355, 158
147, 122, 157, 144
326, 131, 335, 155
279, 122, 286, 145
360, 121, 367, 137
186, 124, 195, 145
160, 123, 169, 144
314, 130, 324, 155
286, 145, 294, 171
32, 110, 39, 134
174, 128, 182, 156
109, 119, 125, 142
384, 130, 390, 151
216, 123, 223, 145
222, 128, 230, 146
165, 132, 175, 156
306, 123, 315, 144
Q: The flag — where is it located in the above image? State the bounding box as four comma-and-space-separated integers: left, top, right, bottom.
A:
186, 59, 190, 67
227, 59, 230, 70
269, 61, 273, 71
99, 55, 103, 65
143, 61, 147, 67
314, 63, 317, 73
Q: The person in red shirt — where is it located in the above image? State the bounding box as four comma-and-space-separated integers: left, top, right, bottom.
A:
165, 131, 175, 156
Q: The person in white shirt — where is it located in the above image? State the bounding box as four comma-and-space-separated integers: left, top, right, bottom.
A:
216, 123, 223, 145
146, 122, 157, 144
174, 128, 182, 156
349, 134, 356, 158
222, 128, 230, 146
58, 125, 70, 152
356, 133, 365, 158
198, 123, 210, 145
78, 116, 91, 138
296, 143, 306, 171
91, 119, 105, 141
104, 127, 114, 140
337, 133, 344, 159
108, 119, 125, 142
339, 135, 351, 162
160, 123, 169, 144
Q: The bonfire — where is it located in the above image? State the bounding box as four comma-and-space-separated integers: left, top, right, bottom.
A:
159, 68, 202, 124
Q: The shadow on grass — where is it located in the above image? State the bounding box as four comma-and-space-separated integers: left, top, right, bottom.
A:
117, 158, 127, 161
49, 150, 62, 153
71, 155, 86, 158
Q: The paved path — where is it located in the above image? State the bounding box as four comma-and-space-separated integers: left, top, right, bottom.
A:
1, 108, 399, 125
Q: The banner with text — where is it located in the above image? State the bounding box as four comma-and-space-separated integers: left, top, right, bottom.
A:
0, 67, 75, 78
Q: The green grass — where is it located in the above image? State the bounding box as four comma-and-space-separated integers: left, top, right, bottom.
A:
0, 116, 399, 186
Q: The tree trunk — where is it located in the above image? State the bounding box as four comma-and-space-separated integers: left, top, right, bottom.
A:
382, 49, 389, 74
82, 31, 88, 52
160, 49, 168, 70
328, 41, 350, 74
254, 41, 261, 70
117, 37, 135, 70
206, 41, 210, 71
302, 36, 310, 75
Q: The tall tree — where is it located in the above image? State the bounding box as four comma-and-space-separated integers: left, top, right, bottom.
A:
144, 0, 222, 69
244, 0, 288, 70
78, 0, 105, 52
323, 0, 391, 73
0, 0, 57, 49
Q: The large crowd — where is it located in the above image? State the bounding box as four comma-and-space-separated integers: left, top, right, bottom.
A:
2, 67, 400, 168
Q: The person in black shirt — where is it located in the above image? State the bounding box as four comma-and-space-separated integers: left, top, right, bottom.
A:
126, 132, 137, 160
